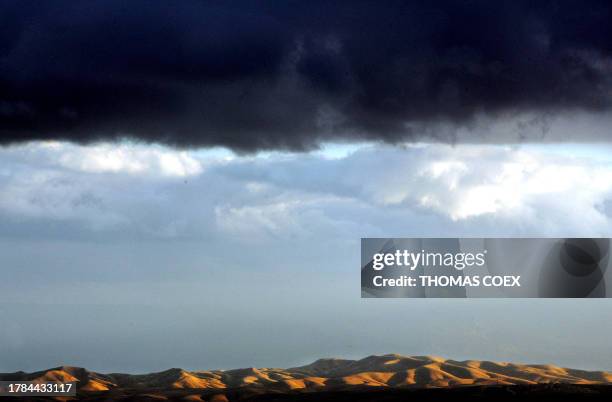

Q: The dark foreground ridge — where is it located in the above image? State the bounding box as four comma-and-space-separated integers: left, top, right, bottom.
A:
4, 384, 612, 402
1, 355, 611, 401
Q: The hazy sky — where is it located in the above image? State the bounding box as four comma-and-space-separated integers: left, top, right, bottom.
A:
2, 0, 612, 375
1, 139, 612, 373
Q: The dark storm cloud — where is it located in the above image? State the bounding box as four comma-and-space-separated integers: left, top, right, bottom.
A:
1, 0, 612, 150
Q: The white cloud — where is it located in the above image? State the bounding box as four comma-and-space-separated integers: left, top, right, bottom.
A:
403, 145, 612, 223
59, 143, 203, 177
215, 202, 302, 240
1, 141, 612, 239
212, 143, 612, 236
213, 194, 359, 242
12, 141, 204, 177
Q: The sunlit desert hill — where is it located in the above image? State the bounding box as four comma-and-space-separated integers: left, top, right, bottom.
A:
3, 355, 612, 400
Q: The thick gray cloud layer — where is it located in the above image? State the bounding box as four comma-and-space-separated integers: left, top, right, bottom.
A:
2, 1, 612, 150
